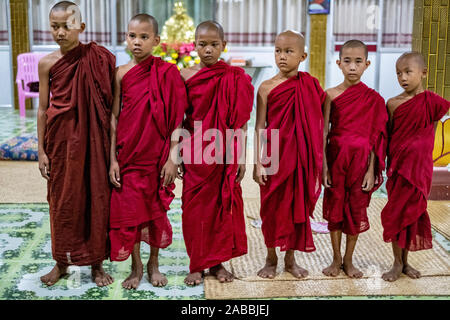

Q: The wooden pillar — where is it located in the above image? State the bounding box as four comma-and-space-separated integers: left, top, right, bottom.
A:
412, 0, 450, 100
308, 14, 328, 88
9, 0, 31, 110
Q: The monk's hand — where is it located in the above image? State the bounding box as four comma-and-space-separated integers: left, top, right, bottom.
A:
362, 170, 375, 192
161, 158, 177, 187
323, 167, 332, 188
236, 164, 246, 183
38, 152, 50, 180
109, 160, 121, 188
253, 163, 267, 186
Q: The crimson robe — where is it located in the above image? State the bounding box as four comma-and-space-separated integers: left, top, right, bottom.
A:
381, 91, 449, 251
109, 55, 187, 261
182, 61, 254, 273
260, 72, 325, 252
323, 82, 388, 235
44, 42, 115, 266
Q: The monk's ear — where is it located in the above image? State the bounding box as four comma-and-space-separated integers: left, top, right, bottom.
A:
422, 67, 428, 78
336, 59, 341, 67
79, 22, 86, 33
222, 40, 227, 52
301, 52, 308, 61
365, 60, 371, 68
154, 35, 160, 46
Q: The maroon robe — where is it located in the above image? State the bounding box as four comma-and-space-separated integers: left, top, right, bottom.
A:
109, 55, 187, 261
381, 91, 449, 251
260, 72, 325, 252
323, 82, 388, 235
182, 61, 254, 273
44, 42, 115, 266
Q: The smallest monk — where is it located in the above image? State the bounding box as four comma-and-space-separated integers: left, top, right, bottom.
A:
109, 14, 187, 290
254, 30, 325, 279
381, 52, 449, 282
322, 40, 387, 278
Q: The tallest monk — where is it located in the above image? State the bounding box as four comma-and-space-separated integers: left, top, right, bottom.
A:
180, 21, 254, 286
37, 1, 115, 287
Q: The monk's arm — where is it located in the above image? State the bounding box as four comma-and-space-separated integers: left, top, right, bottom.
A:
322, 92, 332, 187
253, 84, 268, 185
37, 58, 51, 180
109, 68, 122, 188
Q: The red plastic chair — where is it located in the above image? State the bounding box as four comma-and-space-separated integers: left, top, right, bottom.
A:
16, 52, 47, 117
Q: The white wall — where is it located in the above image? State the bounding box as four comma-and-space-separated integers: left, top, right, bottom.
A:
0, 50, 12, 107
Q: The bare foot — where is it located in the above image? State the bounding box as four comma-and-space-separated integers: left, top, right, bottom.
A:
322, 259, 342, 277
210, 264, 234, 283
91, 264, 114, 287
257, 253, 278, 279
403, 264, 421, 279
122, 262, 143, 290
147, 263, 168, 287
342, 261, 363, 278
382, 262, 403, 282
285, 261, 308, 278
184, 272, 204, 286
40, 264, 68, 286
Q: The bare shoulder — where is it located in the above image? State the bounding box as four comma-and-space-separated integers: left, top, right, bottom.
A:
116, 62, 134, 82
258, 77, 284, 99
326, 85, 344, 101
38, 50, 62, 74
180, 66, 200, 81
387, 94, 406, 116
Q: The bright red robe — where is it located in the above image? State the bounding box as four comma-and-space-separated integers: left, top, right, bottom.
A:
44, 42, 115, 266
109, 55, 187, 261
260, 72, 325, 252
323, 82, 388, 235
381, 91, 449, 251
182, 61, 254, 273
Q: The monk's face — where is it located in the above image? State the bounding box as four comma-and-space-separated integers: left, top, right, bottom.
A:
274, 34, 307, 74
49, 9, 85, 50
127, 21, 160, 61
194, 28, 226, 66
396, 57, 427, 92
337, 47, 370, 82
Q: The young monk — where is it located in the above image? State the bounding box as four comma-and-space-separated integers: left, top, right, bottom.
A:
37, 1, 115, 287
180, 21, 254, 286
253, 30, 325, 279
322, 40, 388, 278
109, 14, 187, 290
381, 52, 449, 282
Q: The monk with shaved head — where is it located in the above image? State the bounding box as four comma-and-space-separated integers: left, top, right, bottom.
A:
180, 20, 253, 286
253, 30, 325, 279
321, 39, 388, 279
381, 51, 449, 282
108, 13, 188, 289
37, 1, 115, 287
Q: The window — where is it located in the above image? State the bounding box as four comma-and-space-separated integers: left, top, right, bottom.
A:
0, 0, 9, 45
382, 0, 413, 48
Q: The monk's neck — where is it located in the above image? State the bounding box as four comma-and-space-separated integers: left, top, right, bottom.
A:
404, 85, 425, 97
133, 53, 153, 64
278, 69, 298, 79
60, 41, 80, 55
342, 78, 361, 89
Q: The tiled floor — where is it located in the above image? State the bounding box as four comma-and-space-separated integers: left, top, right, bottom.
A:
0, 108, 37, 145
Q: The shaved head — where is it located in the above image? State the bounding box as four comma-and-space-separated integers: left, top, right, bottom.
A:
275, 30, 305, 51
49, 1, 82, 20
339, 39, 368, 59
129, 14, 159, 35
397, 51, 426, 69
195, 20, 224, 41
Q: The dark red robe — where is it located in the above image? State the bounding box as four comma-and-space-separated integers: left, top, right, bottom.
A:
44, 42, 115, 266
109, 55, 187, 261
381, 91, 449, 251
260, 72, 325, 252
182, 61, 254, 273
323, 82, 388, 235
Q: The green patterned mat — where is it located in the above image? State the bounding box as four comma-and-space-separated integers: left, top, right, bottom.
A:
0, 200, 204, 300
